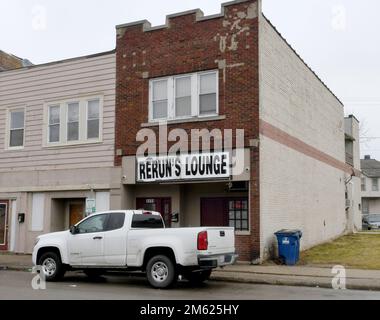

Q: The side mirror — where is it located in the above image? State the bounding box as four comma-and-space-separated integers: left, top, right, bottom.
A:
70, 226, 78, 235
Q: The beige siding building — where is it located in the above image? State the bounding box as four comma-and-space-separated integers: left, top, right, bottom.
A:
0, 52, 121, 253
361, 156, 380, 215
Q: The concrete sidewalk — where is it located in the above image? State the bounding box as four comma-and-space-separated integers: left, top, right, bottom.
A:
1, 253, 380, 291
0, 253, 33, 271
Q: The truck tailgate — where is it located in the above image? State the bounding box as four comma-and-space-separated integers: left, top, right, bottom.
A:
205, 227, 235, 254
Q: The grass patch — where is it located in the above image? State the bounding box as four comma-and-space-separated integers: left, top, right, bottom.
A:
299, 234, 380, 270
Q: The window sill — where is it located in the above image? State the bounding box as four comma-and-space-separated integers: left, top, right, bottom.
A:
141, 115, 226, 128
235, 231, 251, 236
43, 140, 103, 149
6, 146, 25, 151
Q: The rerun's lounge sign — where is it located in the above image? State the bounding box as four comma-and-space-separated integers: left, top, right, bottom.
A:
137, 152, 230, 183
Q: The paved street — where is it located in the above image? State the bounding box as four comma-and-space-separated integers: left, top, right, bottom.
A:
0, 270, 380, 300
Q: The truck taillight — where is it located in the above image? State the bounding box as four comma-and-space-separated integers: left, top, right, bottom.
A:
197, 231, 208, 251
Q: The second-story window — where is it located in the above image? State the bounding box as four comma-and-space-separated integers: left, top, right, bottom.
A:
361, 177, 366, 192
372, 178, 379, 192
67, 102, 79, 142
175, 76, 192, 118
45, 97, 102, 147
9, 109, 25, 148
48, 105, 60, 143
199, 72, 217, 116
152, 80, 168, 120
149, 70, 218, 122
87, 99, 100, 139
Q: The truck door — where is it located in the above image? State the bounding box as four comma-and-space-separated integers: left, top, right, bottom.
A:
68, 214, 108, 265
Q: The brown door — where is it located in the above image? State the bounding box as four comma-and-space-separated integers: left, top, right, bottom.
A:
136, 198, 172, 228
201, 198, 249, 231
201, 198, 228, 227
69, 204, 84, 226
0, 200, 9, 251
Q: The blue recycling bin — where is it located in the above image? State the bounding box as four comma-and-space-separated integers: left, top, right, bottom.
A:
275, 230, 303, 266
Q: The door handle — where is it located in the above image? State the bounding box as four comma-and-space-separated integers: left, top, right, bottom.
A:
93, 236, 103, 240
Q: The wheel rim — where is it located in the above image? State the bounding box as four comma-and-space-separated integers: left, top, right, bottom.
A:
151, 261, 169, 283
42, 258, 57, 277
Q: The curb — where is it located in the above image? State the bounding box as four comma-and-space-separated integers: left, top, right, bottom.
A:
211, 274, 380, 292
0, 265, 32, 272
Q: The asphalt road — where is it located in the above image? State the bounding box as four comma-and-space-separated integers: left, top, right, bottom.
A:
0, 270, 380, 300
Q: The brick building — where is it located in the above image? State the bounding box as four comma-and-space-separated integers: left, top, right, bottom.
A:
114, 0, 362, 262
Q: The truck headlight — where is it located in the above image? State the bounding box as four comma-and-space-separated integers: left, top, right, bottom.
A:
34, 237, 40, 246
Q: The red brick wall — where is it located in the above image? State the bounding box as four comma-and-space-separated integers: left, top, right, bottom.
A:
115, 0, 260, 261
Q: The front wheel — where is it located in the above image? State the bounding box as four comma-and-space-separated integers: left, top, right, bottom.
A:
38, 252, 65, 282
146, 255, 177, 289
185, 270, 212, 285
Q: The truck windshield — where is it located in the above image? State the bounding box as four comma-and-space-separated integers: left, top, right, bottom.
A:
131, 214, 164, 229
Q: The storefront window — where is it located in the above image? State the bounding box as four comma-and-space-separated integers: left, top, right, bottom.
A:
229, 199, 249, 231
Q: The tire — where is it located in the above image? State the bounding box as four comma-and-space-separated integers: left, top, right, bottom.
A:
146, 255, 177, 289
38, 252, 65, 282
185, 270, 212, 285
84, 269, 105, 279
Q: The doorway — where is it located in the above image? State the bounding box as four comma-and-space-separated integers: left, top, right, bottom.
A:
201, 198, 249, 231
0, 200, 9, 251
136, 198, 172, 228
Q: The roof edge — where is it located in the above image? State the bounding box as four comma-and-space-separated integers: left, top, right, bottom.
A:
262, 14, 344, 107
0, 50, 116, 75
116, 0, 253, 31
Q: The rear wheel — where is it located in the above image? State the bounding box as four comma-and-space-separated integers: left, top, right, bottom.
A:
146, 255, 177, 289
185, 270, 212, 284
38, 252, 65, 282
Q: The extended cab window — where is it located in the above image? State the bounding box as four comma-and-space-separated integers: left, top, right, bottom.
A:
106, 212, 125, 231
131, 214, 164, 229
77, 214, 108, 234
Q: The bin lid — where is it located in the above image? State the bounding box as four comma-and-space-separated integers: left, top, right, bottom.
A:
275, 229, 303, 237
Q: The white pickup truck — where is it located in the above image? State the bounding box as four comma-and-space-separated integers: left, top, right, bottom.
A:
32, 210, 237, 288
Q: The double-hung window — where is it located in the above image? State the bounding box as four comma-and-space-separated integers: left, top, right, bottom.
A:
199, 73, 217, 116
87, 99, 100, 140
67, 102, 79, 142
46, 97, 102, 146
48, 105, 60, 143
8, 109, 25, 148
151, 80, 169, 120
373, 178, 379, 192
149, 70, 218, 122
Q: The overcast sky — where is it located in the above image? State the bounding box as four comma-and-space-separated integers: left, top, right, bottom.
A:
1, 0, 379, 159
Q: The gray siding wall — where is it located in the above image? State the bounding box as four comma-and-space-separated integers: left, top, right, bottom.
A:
0, 53, 115, 172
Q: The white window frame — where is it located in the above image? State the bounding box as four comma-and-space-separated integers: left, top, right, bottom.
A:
149, 70, 219, 123
43, 95, 103, 148
6, 107, 26, 150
